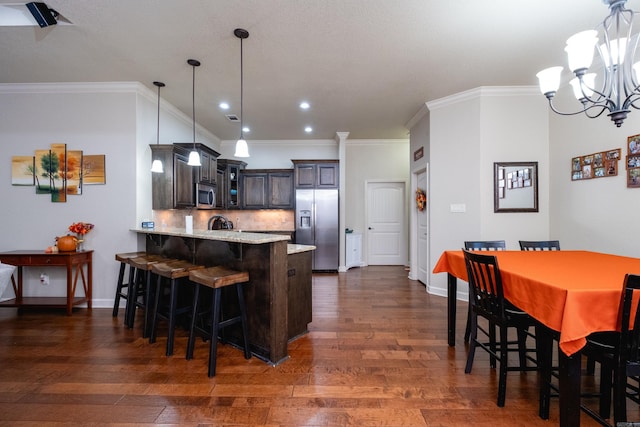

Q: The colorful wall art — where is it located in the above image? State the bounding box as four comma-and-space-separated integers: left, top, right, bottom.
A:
11, 143, 105, 203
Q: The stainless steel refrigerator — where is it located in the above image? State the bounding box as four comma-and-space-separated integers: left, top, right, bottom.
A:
295, 189, 339, 271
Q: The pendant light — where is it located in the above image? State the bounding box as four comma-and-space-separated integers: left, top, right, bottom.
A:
150, 81, 165, 173
187, 59, 202, 166
234, 28, 250, 158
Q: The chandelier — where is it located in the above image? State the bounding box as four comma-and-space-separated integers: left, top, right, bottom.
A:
536, 0, 640, 127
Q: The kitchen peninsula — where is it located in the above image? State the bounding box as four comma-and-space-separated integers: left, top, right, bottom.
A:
132, 227, 314, 365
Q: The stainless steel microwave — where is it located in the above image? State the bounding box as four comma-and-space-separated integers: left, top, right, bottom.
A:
195, 182, 216, 209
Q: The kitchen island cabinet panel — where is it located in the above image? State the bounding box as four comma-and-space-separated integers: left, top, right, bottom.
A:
136, 228, 311, 365
287, 250, 312, 339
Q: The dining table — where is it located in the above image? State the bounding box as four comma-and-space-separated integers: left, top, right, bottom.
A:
433, 250, 640, 426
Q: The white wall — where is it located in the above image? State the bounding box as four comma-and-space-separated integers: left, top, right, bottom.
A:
548, 99, 640, 256
217, 139, 338, 169
478, 89, 550, 241
424, 87, 549, 298
0, 83, 217, 306
345, 139, 410, 262
407, 105, 429, 281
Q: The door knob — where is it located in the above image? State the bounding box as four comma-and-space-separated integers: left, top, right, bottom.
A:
368, 227, 373, 230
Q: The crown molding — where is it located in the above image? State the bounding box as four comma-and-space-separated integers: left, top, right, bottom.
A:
426, 85, 539, 111
0, 82, 143, 94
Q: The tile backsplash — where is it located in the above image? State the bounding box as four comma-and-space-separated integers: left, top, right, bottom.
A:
152, 209, 294, 232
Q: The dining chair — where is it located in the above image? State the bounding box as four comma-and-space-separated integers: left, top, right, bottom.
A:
463, 249, 538, 407
518, 240, 560, 251
463, 241, 506, 343
464, 240, 506, 251
579, 274, 640, 425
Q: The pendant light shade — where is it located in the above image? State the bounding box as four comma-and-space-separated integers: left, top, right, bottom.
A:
187, 59, 202, 166
234, 138, 249, 157
150, 81, 165, 173
234, 28, 250, 158
150, 159, 164, 173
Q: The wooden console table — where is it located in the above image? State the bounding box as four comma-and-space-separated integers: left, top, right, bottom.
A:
0, 250, 92, 315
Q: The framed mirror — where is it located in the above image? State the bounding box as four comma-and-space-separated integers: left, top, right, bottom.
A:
493, 161, 538, 213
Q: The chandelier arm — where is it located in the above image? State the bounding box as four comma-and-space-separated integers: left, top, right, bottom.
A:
624, 94, 640, 110
582, 104, 611, 119
547, 98, 609, 119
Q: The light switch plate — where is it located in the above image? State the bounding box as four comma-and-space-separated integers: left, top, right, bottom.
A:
450, 203, 466, 213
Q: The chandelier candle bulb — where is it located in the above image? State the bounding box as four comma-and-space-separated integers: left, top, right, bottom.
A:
564, 30, 598, 72
536, 66, 563, 96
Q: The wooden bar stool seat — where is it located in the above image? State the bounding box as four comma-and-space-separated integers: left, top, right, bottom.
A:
126, 254, 176, 336
149, 260, 204, 356
113, 251, 146, 321
187, 266, 251, 377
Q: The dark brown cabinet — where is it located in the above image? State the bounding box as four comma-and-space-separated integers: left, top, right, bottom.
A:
203, 151, 218, 184
269, 172, 295, 208
292, 160, 339, 188
174, 143, 219, 185
216, 159, 246, 209
173, 151, 195, 208
150, 143, 219, 209
241, 169, 294, 209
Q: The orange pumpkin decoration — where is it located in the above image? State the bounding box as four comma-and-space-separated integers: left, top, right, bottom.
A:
56, 235, 78, 252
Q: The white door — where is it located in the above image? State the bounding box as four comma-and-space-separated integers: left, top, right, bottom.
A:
366, 181, 407, 265
417, 170, 428, 284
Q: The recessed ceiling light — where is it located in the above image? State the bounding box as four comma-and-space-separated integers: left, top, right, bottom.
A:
242, 126, 250, 133
219, 102, 230, 110
304, 126, 313, 133
299, 101, 310, 110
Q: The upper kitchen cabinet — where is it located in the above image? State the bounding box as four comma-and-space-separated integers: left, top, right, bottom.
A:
174, 143, 220, 184
217, 159, 246, 209
292, 160, 339, 189
241, 169, 294, 209
150, 143, 219, 210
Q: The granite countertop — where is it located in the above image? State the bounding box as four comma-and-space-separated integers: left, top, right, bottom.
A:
132, 228, 315, 253
132, 227, 290, 244
287, 244, 316, 254
235, 229, 295, 233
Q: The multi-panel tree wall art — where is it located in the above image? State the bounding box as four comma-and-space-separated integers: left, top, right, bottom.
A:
11, 143, 105, 203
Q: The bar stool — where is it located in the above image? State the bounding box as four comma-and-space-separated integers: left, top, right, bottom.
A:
126, 254, 175, 336
112, 251, 146, 321
149, 260, 204, 356
187, 266, 251, 377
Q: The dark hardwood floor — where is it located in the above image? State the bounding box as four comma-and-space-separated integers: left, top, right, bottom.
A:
0, 266, 626, 426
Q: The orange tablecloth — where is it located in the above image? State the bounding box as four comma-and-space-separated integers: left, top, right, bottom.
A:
433, 250, 640, 356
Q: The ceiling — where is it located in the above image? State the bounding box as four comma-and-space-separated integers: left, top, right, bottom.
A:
0, 0, 615, 141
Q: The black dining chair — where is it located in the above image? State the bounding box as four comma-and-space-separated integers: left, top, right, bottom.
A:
463, 249, 538, 407
464, 240, 506, 251
519, 240, 560, 251
579, 274, 640, 425
463, 241, 506, 343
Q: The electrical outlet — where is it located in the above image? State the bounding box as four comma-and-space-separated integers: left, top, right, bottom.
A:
40, 273, 49, 285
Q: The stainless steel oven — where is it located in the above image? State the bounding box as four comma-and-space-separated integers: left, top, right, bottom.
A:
195, 182, 216, 209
